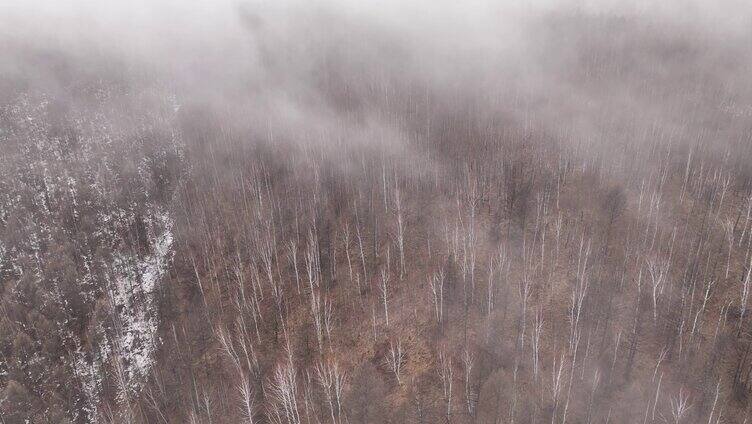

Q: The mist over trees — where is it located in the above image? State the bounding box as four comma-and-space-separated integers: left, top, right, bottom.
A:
2, 1, 752, 423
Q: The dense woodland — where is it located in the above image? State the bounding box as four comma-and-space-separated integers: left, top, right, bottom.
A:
3, 4, 752, 423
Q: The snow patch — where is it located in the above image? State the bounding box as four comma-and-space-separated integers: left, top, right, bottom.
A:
108, 210, 173, 390
72, 337, 108, 423
72, 209, 173, 422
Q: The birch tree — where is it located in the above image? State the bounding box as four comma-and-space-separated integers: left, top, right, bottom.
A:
378, 268, 390, 326
385, 339, 405, 385
429, 270, 445, 324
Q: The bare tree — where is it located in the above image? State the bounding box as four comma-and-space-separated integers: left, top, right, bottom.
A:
550, 353, 566, 424
741, 255, 752, 325
394, 180, 407, 280
438, 350, 453, 423
355, 203, 368, 285
310, 291, 325, 352
267, 363, 302, 424
429, 270, 445, 324
722, 218, 735, 280
385, 339, 405, 385
378, 268, 390, 326
237, 376, 257, 424
689, 280, 714, 345
531, 310, 544, 381
569, 236, 591, 351
342, 224, 357, 294
287, 240, 301, 295
646, 257, 669, 322
669, 388, 692, 424
316, 360, 346, 424
462, 349, 476, 418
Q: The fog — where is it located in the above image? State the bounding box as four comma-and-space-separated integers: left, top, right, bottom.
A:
3, 1, 752, 423
4, 0, 752, 154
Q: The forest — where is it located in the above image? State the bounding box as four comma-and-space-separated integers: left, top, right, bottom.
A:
2, 1, 752, 422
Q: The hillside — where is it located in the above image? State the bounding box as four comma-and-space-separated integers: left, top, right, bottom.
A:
2, 2, 752, 423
